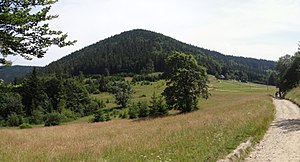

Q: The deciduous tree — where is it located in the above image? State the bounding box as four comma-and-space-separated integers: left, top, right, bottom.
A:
162, 52, 209, 112
108, 81, 133, 108
276, 51, 300, 93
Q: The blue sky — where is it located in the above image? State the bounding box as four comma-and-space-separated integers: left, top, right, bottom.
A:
8, 0, 300, 66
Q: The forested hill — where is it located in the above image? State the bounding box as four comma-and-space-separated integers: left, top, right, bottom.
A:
0, 66, 36, 83
42, 29, 275, 83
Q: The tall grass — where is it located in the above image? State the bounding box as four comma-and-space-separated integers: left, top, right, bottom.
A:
0, 79, 276, 161
286, 86, 300, 106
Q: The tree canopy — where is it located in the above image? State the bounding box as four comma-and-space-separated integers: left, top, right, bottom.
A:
163, 52, 209, 112
276, 44, 300, 93
0, 0, 76, 65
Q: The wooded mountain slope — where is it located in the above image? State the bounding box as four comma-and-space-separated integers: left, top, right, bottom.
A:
0, 66, 35, 83
42, 29, 275, 82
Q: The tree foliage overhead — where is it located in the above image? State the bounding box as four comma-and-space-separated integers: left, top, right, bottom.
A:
0, 0, 76, 65
41, 29, 275, 83
163, 52, 209, 112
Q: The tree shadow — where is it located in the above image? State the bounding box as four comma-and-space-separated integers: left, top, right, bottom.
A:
131, 111, 184, 122
273, 119, 300, 133
131, 114, 169, 122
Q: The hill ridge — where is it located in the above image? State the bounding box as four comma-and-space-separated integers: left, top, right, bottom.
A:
42, 29, 275, 83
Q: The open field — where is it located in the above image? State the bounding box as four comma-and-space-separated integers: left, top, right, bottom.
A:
0, 78, 276, 161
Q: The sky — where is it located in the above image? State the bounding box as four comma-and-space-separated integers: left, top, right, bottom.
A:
7, 0, 300, 66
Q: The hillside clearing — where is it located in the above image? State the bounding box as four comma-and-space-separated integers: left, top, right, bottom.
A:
0, 79, 276, 161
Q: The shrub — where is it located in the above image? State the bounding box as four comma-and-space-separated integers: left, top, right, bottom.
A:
44, 112, 62, 126
60, 109, 78, 122
139, 94, 146, 98
85, 100, 99, 116
138, 101, 149, 118
157, 96, 168, 116
107, 81, 133, 108
19, 123, 32, 129
105, 113, 111, 121
7, 113, 23, 127
120, 110, 128, 119
112, 109, 120, 118
29, 110, 44, 125
149, 93, 159, 116
141, 81, 150, 85
132, 74, 161, 83
128, 103, 138, 119
0, 120, 6, 127
93, 109, 106, 122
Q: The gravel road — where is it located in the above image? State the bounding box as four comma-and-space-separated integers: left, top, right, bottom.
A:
245, 98, 300, 162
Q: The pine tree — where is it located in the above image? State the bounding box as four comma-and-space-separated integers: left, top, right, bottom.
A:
128, 102, 138, 119
138, 101, 149, 118
149, 92, 159, 116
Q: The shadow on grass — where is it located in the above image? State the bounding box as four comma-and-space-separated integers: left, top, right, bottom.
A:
273, 119, 300, 133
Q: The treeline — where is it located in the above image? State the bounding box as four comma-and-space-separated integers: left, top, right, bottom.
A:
0, 69, 168, 127
132, 73, 162, 83
41, 29, 275, 83
0, 68, 94, 127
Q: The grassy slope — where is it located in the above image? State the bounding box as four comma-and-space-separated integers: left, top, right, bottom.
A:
91, 80, 166, 110
0, 78, 276, 162
286, 86, 300, 106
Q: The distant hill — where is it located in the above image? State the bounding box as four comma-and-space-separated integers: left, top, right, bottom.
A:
0, 66, 35, 83
42, 29, 275, 83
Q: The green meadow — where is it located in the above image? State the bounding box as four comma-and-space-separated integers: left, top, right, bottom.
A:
0, 77, 276, 161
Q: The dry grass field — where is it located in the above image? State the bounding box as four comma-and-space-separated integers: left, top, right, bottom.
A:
0, 78, 276, 161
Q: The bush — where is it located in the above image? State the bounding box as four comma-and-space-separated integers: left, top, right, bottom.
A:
139, 94, 146, 98
141, 81, 150, 85
132, 74, 161, 83
120, 110, 128, 119
0, 120, 6, 127
128, 103, 138, 119
107, 81, 133, 108
19, 123, 32, 129
138, 101, 149, 118
93, 109, 106, 122
7, 113, 23, 127
44, 112, 62, 126
85, 100, 99, 116
111, 109, 120, 118
105, 113, 111, 121
60, 109, 78, 122
156, 95, 168, 116
29, 110, 44, 125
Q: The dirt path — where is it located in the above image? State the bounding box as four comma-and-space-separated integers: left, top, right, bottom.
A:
245, 98, 300, 162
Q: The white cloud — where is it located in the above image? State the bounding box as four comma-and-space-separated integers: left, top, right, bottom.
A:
9, 0, 300, 66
